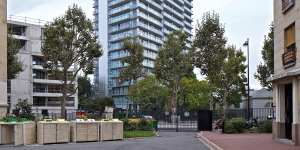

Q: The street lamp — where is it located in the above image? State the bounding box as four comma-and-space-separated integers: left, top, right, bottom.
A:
243, 38, 251, 120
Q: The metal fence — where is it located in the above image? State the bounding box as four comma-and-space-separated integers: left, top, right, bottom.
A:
33, 112, 77, 121
212, 108, 274, 121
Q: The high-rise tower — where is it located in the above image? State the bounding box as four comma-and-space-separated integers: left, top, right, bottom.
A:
94, 0, 193, 108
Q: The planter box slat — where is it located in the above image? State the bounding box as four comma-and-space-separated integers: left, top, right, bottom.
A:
37, 121, 70, 145
0, 122, 36, 146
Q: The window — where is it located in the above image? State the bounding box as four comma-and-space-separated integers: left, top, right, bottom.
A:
33, 97, 46, 106
33, 83, 47, 93
282, 23, 296, 68
282, 0, 295, 13
284, 23, 296, 51
33, 69, 47, 79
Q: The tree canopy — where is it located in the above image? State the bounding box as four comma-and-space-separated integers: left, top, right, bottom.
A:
7, 26, 23, 80
128, 75, 169, 115
119, 37, 144, 85
78, 77, 94, 98
155, 30, 194, 113
193, 12, 246, 110
42, 5, 102, 118
255, 24, 274, 89
179, 78, 211, 111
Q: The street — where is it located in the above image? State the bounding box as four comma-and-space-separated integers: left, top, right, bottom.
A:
0, 132, 208, 150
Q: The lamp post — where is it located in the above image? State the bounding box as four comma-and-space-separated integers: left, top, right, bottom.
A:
243, 38, 251, 120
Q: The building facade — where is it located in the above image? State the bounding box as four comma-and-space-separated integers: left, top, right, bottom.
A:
0, 0, 7, 117
8, 18, 78, 115
272, 0, 300, 145
240, 89, 273, 109
94, 0, 193, 109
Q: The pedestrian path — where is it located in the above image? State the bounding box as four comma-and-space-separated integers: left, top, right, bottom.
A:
198, 131, 300, 150
0, 132, 208, 150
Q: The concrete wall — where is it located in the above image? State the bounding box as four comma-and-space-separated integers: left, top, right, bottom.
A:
274, 0, 300, 76
0, 0, 7, 117
8, 21, 78, 114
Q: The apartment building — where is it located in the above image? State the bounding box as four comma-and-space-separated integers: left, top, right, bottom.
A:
94, 0, 193, 109
7, 17, 78, 115
272, 0, 300, 145
0, 0, 7, 117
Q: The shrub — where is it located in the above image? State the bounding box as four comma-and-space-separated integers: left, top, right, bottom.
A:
123, 118, 156, 131
257, 120, 272, 133
231, 118, 246, 133
224, 117, 246, 133
138, 119, 153, 131
224, 121, 237, 133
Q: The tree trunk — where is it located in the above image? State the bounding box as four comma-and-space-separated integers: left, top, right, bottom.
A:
171, 85, 178, 123
125, 80, 132, 119
61, 70, 67, 119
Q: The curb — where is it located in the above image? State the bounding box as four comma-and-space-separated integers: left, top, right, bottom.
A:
197, 132, 223, 150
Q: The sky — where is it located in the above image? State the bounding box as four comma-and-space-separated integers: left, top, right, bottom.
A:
7, 0, 273, 90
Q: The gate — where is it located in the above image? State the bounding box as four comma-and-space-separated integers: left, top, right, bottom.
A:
197, 110, 212, 131
156, 111, 198, 132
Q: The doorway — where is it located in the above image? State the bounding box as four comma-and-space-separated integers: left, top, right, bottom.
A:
284, 83, 293, 140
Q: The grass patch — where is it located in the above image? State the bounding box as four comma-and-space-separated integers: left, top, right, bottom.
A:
124, 130, 156, 138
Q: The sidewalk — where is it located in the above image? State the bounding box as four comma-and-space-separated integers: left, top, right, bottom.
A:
198, 131, 300, 150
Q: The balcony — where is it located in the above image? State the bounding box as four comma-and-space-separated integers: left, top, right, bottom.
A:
282, 49, 296, 68
282, 0, 295, 13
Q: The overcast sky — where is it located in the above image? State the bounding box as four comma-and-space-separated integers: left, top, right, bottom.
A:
7, 0, 273, 90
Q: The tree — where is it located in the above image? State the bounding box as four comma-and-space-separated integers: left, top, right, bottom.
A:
119, 36, 144, 85
14, 99, 32, 117
179, 78, 211, 111
128, 75, 169, 116
255, 24, 274, 89
42, 5, 102, 119
79, 97, 114, 115
193, 12, 246, 111
154, 30, 194, 115
119, 36, 144, 116
7, 26, 23, 80
193, 12, 227, 79
78, 77, 94, 98
212, 46, 246, 109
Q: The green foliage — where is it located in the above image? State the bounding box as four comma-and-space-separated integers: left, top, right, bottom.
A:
14, 99, 32, 115
155, 30, 194, 113
193, 12, 246, 109
7, 26, 23, 80
179, 78, 211, 111
123, 118, 156, 131
224, 118, 246, 133
124, 130, 155, 138
78, 77, 94, 98
128, 75, 169, 115
42, 5, 102, 118
257, 120, 272, 133
193, 12, 227, 76
1, 114, 33, 122
255, 24, 274, 89
119, 37, 145, 85
79, 97, 114, 114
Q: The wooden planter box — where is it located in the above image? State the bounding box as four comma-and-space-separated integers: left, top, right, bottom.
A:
37, 121, 70, 145
100, 120, 123, 141
71, 121, 100, 142
0, 122, 36, 146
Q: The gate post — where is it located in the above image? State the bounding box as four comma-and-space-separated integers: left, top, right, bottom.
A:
176, 115, 179, 132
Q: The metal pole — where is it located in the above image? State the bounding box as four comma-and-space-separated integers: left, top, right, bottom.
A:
247, 38, 251, 121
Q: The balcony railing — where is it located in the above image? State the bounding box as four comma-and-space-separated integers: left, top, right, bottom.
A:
282, 49, 296, 68
282, 0, 295, 13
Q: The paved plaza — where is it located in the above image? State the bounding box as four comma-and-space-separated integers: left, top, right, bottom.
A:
0, 132, 208, 150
